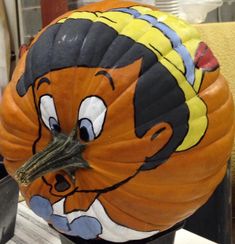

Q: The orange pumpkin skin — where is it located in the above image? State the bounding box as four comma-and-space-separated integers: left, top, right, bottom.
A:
0, 0, 234, 242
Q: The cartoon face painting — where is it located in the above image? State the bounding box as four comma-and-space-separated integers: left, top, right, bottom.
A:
1, 2, 233, 243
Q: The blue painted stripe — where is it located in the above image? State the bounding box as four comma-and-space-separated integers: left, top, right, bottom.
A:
112, 8, 141, 18
111, 8, 195, 86
139, 15, 195, 85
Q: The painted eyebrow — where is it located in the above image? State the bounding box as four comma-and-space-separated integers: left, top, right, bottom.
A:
37, 77, 51, 90
95, 70, 115, 90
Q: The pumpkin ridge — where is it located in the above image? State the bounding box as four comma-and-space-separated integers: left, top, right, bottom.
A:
101, 181, 218, 219
83, 160, 142, 176
76, 34, 132, 102
169, 129, 233, 169
100, 192, 194, 230
7, 84, 38, 128
16, 7, 202, 99
98, 196, 163, 230
70, 20, 93, 126
72, 7, 151, 71
173, 124, 234, 158
119, 168, 225, 191
96, 103, 184, 146
195, 102, 234, 149
149, 36, 200, 75
90, 76, 190, 149
88, 119, 233, 167
49, 23, 65, 75
105, 177, 220, 204
0, 140, 32, 161
71, 19, 94, 104
113, 6, 198, 77
77, 10, 160, 100
96, 77, 137, 112
0, 122, 34, 146
0, 116, 37, 143
200, 123, 235, 155
0, 1, 234, 241
17, 10, 200, 135
10, 83, 37, 125
199, 77, 229, 113
0, 97, 37, 148
85, 156, 141, 165
104, 60, 185, 107
90, 134, 167, 148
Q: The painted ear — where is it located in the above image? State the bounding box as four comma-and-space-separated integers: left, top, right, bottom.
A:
139, 122, 174, 171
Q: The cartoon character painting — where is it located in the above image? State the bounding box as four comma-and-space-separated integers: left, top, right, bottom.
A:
0, 1, 234, 243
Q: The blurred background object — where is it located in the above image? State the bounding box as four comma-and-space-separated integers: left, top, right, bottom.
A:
131, 0, 155, 5
41, 0, 68, 27
155, 0, 180, 16
155, 0, 235, 23
0, 0, 11, 97
16, 0, 42, 45
0, 158, 19, 244
206, 0, 235, 22
4, 0, 235, 50
178, 0, 223, 23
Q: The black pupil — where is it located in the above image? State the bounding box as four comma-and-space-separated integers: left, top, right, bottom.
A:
52, 124, 60, 132
49, 117, 60, 132
80, 126, 90, 142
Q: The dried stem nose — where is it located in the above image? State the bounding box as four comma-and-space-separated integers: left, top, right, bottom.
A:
15, 126, 90, 186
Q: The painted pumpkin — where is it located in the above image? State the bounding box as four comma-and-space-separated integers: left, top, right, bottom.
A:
0, 0, 234, 242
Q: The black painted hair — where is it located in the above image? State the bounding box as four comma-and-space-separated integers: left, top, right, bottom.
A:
17, 19, 189, 170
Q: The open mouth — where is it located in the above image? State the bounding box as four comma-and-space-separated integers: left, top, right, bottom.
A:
15, 126, 90, 186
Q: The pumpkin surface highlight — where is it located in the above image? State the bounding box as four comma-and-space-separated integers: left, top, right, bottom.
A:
0, 0, 234, 242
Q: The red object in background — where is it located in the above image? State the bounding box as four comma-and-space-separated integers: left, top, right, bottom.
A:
19, 1, 68, 58
40, 0, 68, 27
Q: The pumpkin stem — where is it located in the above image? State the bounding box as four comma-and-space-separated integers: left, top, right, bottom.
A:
15, 126, 90, 186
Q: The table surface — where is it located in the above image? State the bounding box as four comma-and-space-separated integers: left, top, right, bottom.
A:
7, 202, 217, 244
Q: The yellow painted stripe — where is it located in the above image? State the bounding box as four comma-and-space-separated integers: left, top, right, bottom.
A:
55, 6, 207, 151
193, 68, 203, 92
98, 12, 134, 32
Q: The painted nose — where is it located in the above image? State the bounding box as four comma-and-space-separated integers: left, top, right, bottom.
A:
15, 126, 90, 186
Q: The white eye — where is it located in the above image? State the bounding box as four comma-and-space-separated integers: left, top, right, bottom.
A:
78, 96, 107, 142
39, 95, 60, 132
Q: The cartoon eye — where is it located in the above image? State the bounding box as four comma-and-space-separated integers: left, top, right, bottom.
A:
78, 96, 107, 142
39, 95, 60, 132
